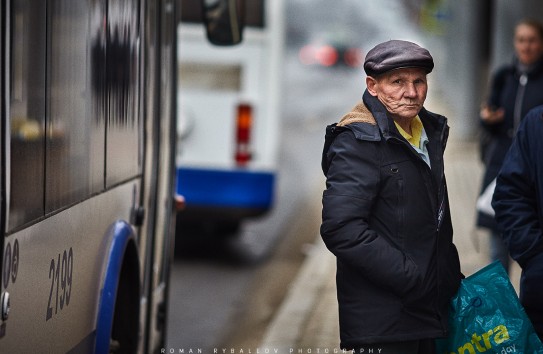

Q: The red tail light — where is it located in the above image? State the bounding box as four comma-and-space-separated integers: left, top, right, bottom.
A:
316, 45, 338, 67
235, 103, 252, 166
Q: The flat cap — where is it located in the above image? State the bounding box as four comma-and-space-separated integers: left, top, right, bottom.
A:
363, 40, 434, 76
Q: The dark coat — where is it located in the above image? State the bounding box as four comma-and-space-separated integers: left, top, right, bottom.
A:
320, 91, 462, 349
492, 106, 543, 336
478, 56, 543, 230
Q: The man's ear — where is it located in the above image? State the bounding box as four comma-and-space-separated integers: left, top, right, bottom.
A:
366, 76, 378, 96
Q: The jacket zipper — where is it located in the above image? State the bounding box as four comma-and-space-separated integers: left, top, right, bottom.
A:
391, 128, 448, 330
513, 73, 528, 136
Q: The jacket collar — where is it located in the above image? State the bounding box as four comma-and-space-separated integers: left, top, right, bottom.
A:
334, 90, 394, 142
346, 90, 413, 142
514, 55, 543, 78
362, 89, 396, 139
335, 89, 449, 147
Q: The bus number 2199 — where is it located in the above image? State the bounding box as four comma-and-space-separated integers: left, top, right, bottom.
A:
46, 248, 74, 321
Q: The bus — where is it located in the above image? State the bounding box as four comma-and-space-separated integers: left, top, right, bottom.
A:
176, 0, 285, 236
0, 0, 242, 352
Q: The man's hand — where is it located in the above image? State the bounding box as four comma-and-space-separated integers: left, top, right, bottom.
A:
480, 105, 505, 124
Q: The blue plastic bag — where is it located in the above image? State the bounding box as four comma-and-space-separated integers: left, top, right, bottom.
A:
436, 261, 543, 354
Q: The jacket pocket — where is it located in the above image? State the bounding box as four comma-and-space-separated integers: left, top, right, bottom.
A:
396, 176, 405, 243
387, 163, 405, 245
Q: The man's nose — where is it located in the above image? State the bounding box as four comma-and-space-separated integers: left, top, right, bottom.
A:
404, 83, 417, 97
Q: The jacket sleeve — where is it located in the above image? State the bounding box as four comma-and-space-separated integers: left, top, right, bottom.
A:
492, 115, 543, 267
481, 67, 509, 134
320, 130, 421, 296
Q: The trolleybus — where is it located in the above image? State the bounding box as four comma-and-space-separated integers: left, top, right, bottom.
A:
0, 0, 243, 352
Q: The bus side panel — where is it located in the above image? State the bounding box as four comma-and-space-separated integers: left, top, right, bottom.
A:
0, 182, 137, 353
1, 0, 174, 351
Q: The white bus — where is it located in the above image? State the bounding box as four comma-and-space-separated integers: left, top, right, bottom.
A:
0, 0, 243, 352
176, 0, 285, 235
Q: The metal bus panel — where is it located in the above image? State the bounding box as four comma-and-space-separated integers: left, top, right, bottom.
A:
1, 181, 138, 352
1, 0, 242, 350
1, 0, 176, 352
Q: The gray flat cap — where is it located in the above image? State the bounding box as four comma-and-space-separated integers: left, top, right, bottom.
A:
363, 40, 434, 76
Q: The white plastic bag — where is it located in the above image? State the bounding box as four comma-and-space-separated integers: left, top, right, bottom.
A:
476, 178, 496, 217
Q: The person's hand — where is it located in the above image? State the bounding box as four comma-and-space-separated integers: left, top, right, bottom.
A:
480, 105, 505, 124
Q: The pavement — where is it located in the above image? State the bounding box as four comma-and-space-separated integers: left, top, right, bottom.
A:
259, 99, 522, 353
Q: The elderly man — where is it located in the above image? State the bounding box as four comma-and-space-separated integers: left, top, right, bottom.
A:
320, 40, 463, 353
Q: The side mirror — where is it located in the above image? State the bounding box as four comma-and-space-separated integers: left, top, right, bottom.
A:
201, 0, 245, 46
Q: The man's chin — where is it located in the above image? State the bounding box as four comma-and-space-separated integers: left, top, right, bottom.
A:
396, 109, 421, 120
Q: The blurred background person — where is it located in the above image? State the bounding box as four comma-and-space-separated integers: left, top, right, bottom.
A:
477, 18, 543, 273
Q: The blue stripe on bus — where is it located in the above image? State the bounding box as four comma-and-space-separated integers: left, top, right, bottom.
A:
95, 221, 134, 354
176, 167, 275, 209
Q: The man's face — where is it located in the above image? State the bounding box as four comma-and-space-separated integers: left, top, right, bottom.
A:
366, 68, 428, 121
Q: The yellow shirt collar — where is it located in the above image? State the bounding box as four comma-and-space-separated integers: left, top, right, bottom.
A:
394, 116, 423, 148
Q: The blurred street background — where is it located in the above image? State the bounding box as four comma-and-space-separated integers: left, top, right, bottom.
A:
166, 0, 542, 352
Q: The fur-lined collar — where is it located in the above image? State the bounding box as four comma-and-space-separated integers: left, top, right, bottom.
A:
337, 102, 377, 126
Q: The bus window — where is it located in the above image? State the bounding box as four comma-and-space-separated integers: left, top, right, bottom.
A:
46, 0, 104, 212
105, 0, 141, 186
9, 0, 47, 230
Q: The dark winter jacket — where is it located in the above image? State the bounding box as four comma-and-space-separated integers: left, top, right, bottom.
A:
320, 90, 462, 349
478, 56, 543, 230
492, 106, 543, 336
